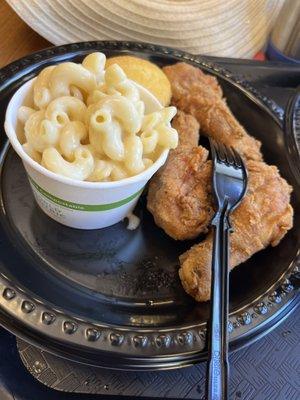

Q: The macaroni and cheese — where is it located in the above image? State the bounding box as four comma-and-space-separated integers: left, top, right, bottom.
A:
18, 52, 178, 182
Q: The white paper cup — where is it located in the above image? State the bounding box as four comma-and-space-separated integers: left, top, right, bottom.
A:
5, 78, 168, 229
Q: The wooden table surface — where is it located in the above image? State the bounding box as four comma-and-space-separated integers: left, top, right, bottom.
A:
0, 0, 50, 68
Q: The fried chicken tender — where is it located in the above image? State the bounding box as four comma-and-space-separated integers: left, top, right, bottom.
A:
163, 62, 263, 162
179, 161, 293, 301
147, 111, 214, 240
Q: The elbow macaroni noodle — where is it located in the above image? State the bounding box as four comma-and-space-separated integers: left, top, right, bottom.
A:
59, 121, 87, 160
18, 52, 178, 182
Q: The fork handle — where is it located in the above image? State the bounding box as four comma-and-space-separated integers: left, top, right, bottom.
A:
206, 207, 231, 400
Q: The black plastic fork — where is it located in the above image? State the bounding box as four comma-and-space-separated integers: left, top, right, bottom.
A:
206, 139, 248, 400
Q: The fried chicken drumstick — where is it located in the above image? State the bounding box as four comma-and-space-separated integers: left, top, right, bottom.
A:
148, 62, 293, 302
179, 160, 293, 301
147, 111, 214, 240
163, 62, 263, 162
148, 112, 293, 301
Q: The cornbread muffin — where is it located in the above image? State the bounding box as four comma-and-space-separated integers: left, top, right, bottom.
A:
106, 55, 172, 106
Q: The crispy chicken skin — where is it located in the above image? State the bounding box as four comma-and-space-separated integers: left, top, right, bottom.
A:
171, 108, 200, 148
179, 160, 293, 301
147, 111, 214, 240
163, 62, 263, 162
148, 63, 294, 302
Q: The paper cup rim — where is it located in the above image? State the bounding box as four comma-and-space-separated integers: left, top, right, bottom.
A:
5, 78, 169, 189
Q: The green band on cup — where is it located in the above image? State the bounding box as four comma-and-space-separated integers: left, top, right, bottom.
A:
29, 177, 143, 211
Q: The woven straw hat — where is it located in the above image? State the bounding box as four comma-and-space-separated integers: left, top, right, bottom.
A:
7, 0, 284, 58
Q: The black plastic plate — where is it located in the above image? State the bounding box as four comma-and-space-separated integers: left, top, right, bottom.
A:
0, 42, 299, 370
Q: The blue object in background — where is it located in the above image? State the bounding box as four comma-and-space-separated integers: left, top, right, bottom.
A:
266, 41, 300, 64
266, 0, 300, 63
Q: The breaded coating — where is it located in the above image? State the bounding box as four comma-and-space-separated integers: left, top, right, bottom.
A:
171, 109, 200, 148
179, 160, 293, 301
148, 63, 293, 303
147, 111, 214, 240
163, 62, 263, 162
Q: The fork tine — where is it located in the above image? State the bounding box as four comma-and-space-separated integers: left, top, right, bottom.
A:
224, 146, 235, 165
220, 142, 236, 165
231, 147, 243, 168
211, 139, 245, 171
210, 138, 222, 164
209, 138, 217, 161
214, 140, 227, 162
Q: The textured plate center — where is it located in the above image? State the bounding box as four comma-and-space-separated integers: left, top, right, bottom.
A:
2, 150, 194, 303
